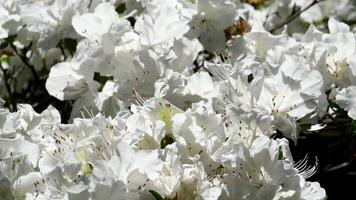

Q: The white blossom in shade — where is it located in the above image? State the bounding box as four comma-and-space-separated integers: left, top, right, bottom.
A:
323, 18, 356, 87
299, 179, 327, 200
169, 37, 203, 73
300, 17, 356, 89
336, 86, 356, 120
0, 97, 4, 106
0, 0, 21, 39
20, 0, 89, 50
0, 107, 21, 138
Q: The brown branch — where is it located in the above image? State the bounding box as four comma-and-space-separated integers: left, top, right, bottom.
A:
269, 0, 326, 33
11, 44, 40, 82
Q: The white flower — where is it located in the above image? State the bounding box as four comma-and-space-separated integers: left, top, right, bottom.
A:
72, 2, 131, 55
297, 0, 356, 25
188, 0, 237, 52
13, 172, 43, 200
95, 80, 124, 117
17, 104, 61, 142
256, 63, 323, 142
0, 137, 43, 200
0, 0, 338, 198
172, 102, 226, 158
92, 142, 163, 192
207, 55, 263, 110
179, 162, 222, 200
221, 136, 308, 199
126, 98, 183, 149
148, 144, 183, 198
244, 31, 288, 59
224, 104, 269, 146
134, 3, 189, 47
184, 71, 218, 99
0, 137, 40, 168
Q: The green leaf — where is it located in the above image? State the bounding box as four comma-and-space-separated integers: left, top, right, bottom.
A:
328, 101, 347, 115
160, 134, 175, 149
63, 38, 77, 55
0, 35, 17, 48
93, 72, 113, 85
93, 72, 113, 92
115, 3, 126, 14
351, 120, 356, 132
0, 56, 10, 63
278, 146, 285, 160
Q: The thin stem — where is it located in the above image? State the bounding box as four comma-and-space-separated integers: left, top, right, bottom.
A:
269, 0, 326, 33
58, 39, 67, 60
59, 44, 67, 60
0, 63, 16, 111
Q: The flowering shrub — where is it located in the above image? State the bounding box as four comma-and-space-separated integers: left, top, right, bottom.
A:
1, 0, 356, 199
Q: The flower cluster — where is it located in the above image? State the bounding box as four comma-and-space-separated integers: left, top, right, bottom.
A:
1, 0, 356, 199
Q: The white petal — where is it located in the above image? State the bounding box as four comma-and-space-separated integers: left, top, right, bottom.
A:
13, 172, 43, 198
46, 62, 88, 100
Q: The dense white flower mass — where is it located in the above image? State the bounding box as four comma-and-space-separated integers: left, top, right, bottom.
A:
1, 0, 356, 199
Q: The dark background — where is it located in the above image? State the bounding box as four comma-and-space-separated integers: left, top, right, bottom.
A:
293, 118, 356, 200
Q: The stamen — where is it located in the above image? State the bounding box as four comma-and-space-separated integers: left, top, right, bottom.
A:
294, 155, 319, 179
131, 88, 148, 106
